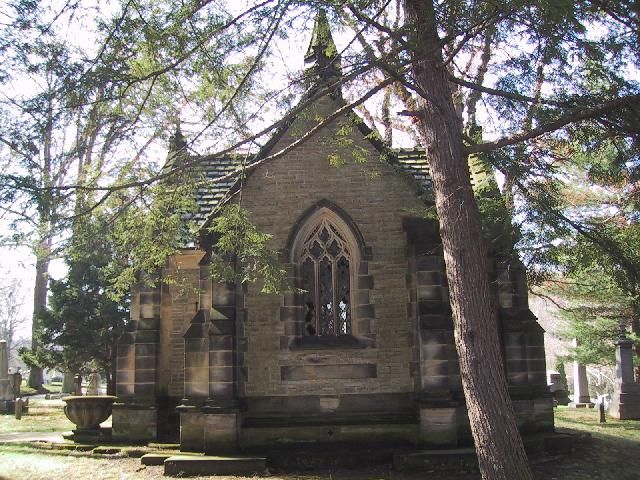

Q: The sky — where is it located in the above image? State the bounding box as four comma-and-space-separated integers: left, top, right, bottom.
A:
0, 2, 371, 341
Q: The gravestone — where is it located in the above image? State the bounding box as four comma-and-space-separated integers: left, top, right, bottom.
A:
87, 371, 101, 395
548, 371, 570, 406
570, 339, 593, 408
62, 372, 75, 394
0, 340, 16, 413
609, 328, 640, 419
74, 374, 83, 395
9, 370, 21, 397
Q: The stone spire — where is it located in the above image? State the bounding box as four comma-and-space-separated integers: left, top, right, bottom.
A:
304, 9, 342, 94
164, 117, 188, 173
168, 117, 187, 154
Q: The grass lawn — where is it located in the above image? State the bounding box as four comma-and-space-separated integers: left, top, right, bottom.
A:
0, 399, 74, 434
1, 407, 640, 479
19, 382, 63, 397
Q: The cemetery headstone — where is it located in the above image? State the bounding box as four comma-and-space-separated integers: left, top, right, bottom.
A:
87, 371, 101, 395
0, 340, 16, 413
609, 327, 640, 419
548, 371, 570, 406
62, 372, 75, 394
570, 339, 594, 408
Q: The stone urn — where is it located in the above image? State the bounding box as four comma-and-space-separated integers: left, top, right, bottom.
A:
63, 395, 117, 441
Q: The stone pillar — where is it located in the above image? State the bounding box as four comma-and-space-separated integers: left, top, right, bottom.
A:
0, 340, 16, 413
112, 284, 161, 442
183, 310, 210, 401
609, 332, 640, 419
62, 372, 76, 394
570, 339, 592, 406
572, 362, 591, 403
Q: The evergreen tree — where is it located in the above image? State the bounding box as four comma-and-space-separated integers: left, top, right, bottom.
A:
22, 225, 129, 395
3, 1, 640, 478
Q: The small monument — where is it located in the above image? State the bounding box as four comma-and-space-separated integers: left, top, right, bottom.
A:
87, 371, 101, 395
0, 340, 16, 413
73, 374, 83, 395
62, 372, 75, 394
9, 368, 22, 398
609, 325, 640, 419
570, 339, 594, 408
548, 371, 570, 406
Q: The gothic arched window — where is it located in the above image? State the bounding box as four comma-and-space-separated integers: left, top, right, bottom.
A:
297, 215, 355, 337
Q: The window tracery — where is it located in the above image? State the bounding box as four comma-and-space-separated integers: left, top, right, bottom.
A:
299, 217, 352, 336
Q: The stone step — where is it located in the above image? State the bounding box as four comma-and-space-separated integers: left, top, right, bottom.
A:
240, 422, 417, 448
140, 451, 195, 466
394, 448, 478, 472
164, 455, 267, 477
141, 453, 175, 466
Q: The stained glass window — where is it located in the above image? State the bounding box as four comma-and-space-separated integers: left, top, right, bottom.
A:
298, 218, 352, 336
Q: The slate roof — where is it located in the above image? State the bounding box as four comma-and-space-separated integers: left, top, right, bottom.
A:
188, 148, 433, 225
189, 155, 243, 223
393, 147, 432, 190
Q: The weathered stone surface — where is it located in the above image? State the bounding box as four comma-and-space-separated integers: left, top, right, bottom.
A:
281, 364, 377, 381
419, 407, 458, 447
610, 337, 640, 419
111, 403, 157, 442
163, 455, 266, 477
393, 448, 478, 472
0, 340, 15, 413
112, 17, 553, 453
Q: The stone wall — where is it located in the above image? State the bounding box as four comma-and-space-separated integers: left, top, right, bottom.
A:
236, 95, 426, 408
160, 251, 205, 399
116, 93, 553, 448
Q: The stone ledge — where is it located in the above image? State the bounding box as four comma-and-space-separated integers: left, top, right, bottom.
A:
163, 455, 266, 476
140, 452, 194, 465
394, 448, 478, 472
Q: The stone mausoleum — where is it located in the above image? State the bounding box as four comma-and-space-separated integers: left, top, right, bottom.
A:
113, 12, 553, 453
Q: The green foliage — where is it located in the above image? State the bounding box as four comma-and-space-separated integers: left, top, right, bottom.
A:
106, 172, 200, 300
208, 205, 288, 294
545, 262, 638, 366
20, 230, 129, 377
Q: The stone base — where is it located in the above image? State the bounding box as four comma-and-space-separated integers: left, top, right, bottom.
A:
0, 399, 15, 414
511, 393, 555, 434
569, 402, 594, 409
240, 421, 418, 450
65, 427, 112, 443
112, 402, 157, 442
179, 406, 240, 453
164, 455, 266, 477
394, 448, 478, 472
609, 391, 640, 420
552, 390, 570, 406
418, 406, 458, 448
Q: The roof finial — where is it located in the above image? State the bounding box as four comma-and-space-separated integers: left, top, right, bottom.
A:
304, 9, 341, 93
169, 116, 187, 153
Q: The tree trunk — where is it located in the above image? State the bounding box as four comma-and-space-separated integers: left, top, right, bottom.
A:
403, 2, 534, 479
28, 245, 49, 390
29, 97, 55, 391
631, 302, 640, 382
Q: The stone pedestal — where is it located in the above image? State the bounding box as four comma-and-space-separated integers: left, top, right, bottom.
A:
0, 340, 16, 414
418, 403, 458, 448
609, 337, 640, 419
179, 404, 240, 453
111, 403, 158, 442
570, 340, 593, 407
